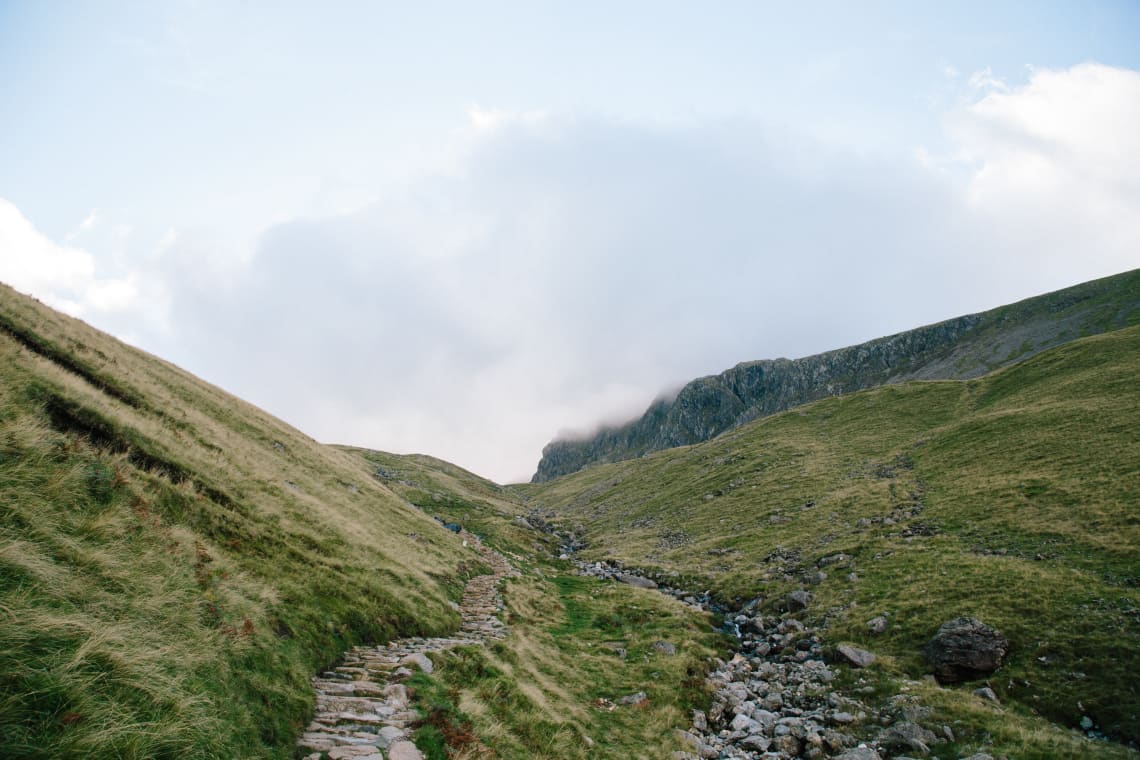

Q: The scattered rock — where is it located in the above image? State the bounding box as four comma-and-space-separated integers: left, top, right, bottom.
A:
836, 644, 877, 668
924, 617, 1009, 683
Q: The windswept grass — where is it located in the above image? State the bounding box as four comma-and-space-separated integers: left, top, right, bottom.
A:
0, 283, 471, 757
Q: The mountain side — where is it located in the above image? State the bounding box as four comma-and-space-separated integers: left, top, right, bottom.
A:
520, 324, 1140, 754
533, 268, 1140, 482
0, 283, 475, 758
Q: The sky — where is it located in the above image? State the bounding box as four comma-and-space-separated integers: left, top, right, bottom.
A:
1, 1, 1139, 483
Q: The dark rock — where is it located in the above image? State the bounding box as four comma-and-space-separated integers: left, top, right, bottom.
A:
924, 617, 1009, 683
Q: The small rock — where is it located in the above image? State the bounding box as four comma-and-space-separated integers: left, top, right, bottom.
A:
830, 711, 856, 724
741, 734, 771, 751
963, 754, 995, 760
388, 740, 425, 760
730, 713, 761, 733
401, 653, 434, 674
836, 644, 877, 668
973, 686, 999, 703
1080, 715, 1094, 730
867, 616, 889, 635
618, 573, 658, 589
652, 640, 677, 656
788, 589, 813, 610
835, 747, 882, 760
619, 691, 648, 706
377, 725, 406, 747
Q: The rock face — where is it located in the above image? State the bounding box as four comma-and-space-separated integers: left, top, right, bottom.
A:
924, 617, 1009, 683
532, 270, 1140, 482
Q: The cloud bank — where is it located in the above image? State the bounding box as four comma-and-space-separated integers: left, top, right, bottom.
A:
4, 63, 1138, 482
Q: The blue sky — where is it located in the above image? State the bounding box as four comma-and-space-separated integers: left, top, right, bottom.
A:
2, 2, 1138, 481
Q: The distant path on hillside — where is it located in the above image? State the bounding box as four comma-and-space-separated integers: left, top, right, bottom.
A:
297, 534, 517, 760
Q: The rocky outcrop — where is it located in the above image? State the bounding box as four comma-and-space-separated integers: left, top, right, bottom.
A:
533, 269, 1140, 482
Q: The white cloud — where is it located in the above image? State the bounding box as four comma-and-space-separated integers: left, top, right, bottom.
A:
3, 63, 1137, 483
944, 62, 1140, 279
65, 209, 100, 241
0, 199, 164, 340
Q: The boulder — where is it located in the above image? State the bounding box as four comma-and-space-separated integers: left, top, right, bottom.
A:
924, 617, 1008, 683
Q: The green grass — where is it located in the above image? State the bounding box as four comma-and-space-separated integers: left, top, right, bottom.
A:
0, 283, 472, 757
522, 325, 1140, 757
405, 569, 725, 760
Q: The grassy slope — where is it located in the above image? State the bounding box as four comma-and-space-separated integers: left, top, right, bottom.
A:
521, 325, 1140, 756
0, 284, 474, 758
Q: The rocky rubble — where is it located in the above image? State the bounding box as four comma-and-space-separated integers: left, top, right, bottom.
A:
297, 533, 517, 760
574, 558, 996, 759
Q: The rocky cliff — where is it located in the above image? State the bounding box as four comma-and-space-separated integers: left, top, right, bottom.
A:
532, 268, 1140, 482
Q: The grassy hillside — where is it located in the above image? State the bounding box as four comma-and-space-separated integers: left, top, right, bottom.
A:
0, 284, 476, 758
522, 324, 1140, 756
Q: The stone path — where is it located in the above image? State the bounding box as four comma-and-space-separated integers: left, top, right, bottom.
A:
298, 533, 517, 760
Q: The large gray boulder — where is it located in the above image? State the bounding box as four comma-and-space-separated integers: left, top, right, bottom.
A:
924, 617, 1009, 683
